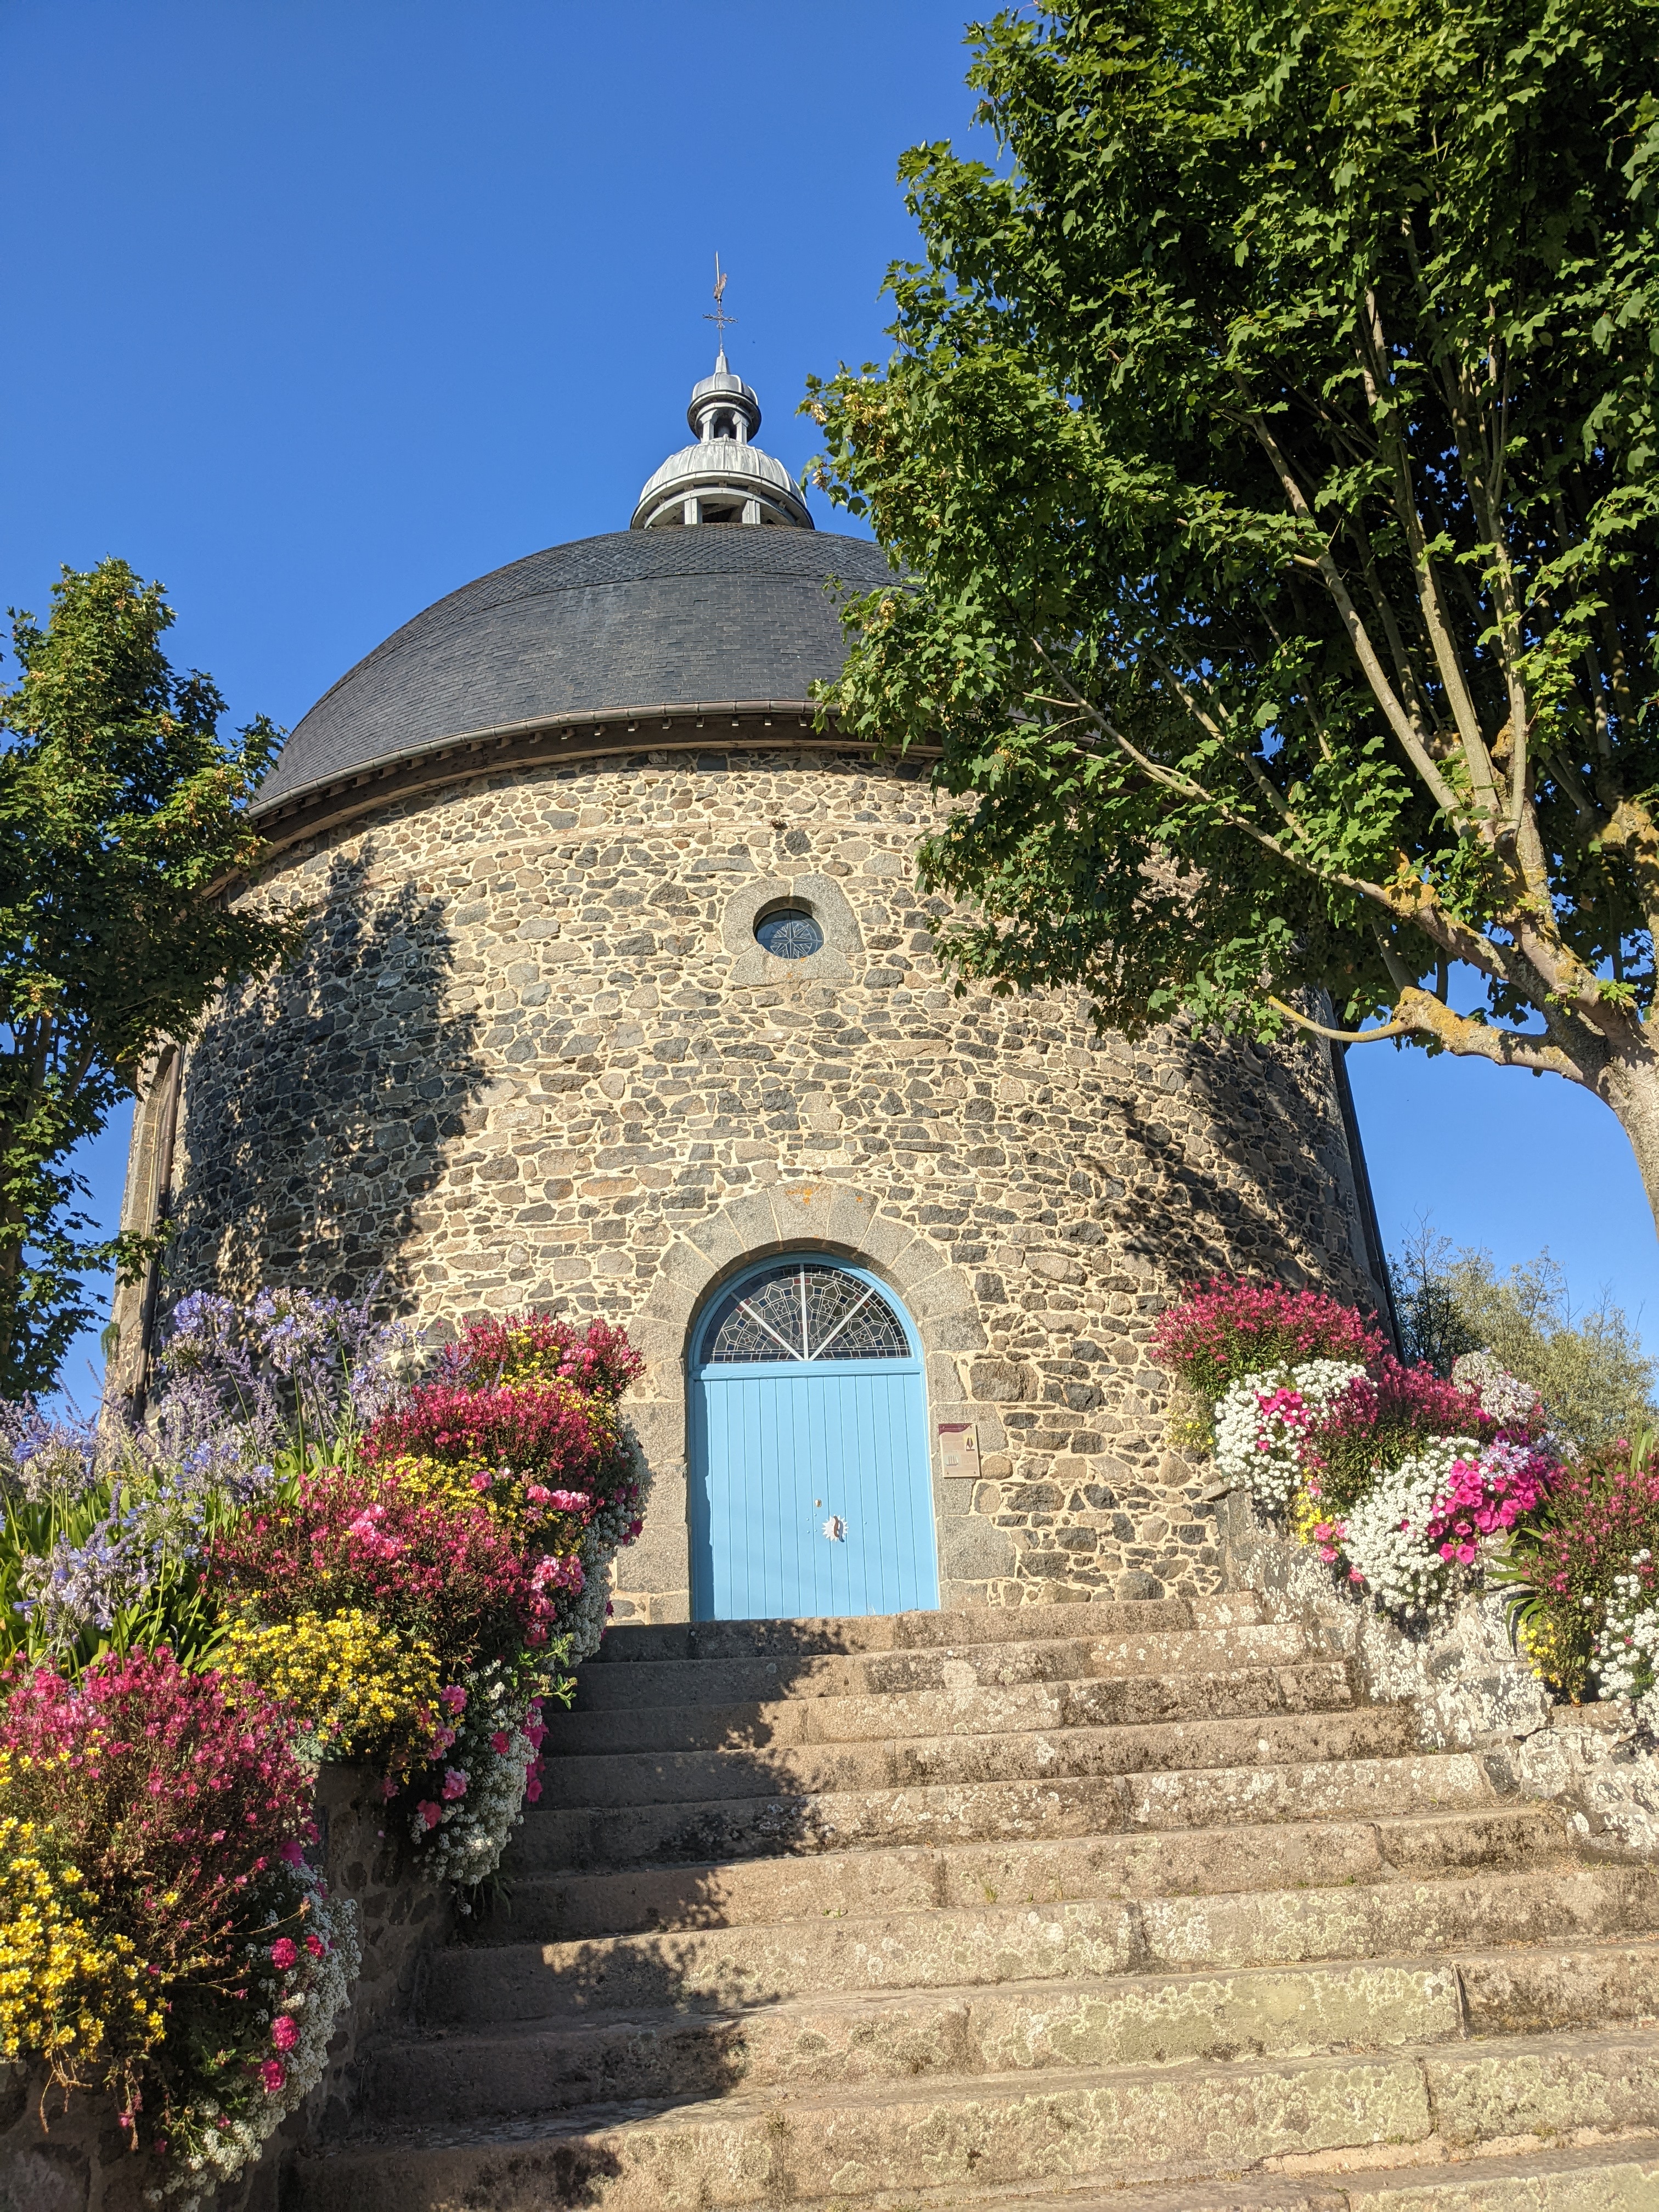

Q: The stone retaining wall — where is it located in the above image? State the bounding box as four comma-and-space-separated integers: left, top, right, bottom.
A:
1222, 1488, 1659, 1855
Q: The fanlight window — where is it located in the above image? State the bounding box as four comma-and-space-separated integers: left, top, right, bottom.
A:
704, 1263, 910, 1364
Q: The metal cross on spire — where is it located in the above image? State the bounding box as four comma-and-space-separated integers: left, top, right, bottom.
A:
704, 253, 736, 351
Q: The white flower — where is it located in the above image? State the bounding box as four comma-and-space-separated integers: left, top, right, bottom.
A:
157, 1864, 360, 2208
1591, 1553, 1659, 1706
1214, 1360, 1367, 1506
1339, 1436, 1482, 1620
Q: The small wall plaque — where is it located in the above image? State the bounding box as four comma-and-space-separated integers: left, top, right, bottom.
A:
937, 1422, 979, 1473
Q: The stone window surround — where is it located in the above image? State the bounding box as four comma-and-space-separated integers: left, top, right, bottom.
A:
720, 872, 861, 985
613, 1181, 1003, 1621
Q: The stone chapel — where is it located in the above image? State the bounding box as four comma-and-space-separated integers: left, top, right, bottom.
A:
116, 351, 1392, 1624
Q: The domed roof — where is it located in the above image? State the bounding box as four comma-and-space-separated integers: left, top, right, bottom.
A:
254, 526, 896, 814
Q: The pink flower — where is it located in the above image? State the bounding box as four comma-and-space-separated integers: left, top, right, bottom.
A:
417, 1799, 443, 1830
442, 1767, 468, 1800
526, 1484, 552, 1503
470, 1471, 493, 1492
380, 1776, 399, 1802
270, 1937, 298, 1970
490, 1730, 511, 1755
260, 2059, 286, 2094
524, 1771, 543, 1803
272, 2016, 300, 2051
280, 1839, 304, 1867
524, 1722, 548, 1749
304, 1933, 325, 1959
439, 1685, 467, 1715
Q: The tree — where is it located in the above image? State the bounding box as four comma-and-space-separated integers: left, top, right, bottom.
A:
0, 560, 300, 1395
1390, 1222, 1656, 1444
807, 2, 1659, 1226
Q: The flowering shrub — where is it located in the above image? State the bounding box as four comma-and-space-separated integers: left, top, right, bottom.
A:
1502, 1440, 1659, 1700
363, 1313, 648, 1664
211, 1469, 533, 1666
1451, 1350, 1545, 1432
1592, 1557, 1659, 1713
0, 1779, 162, 2096
1151, 1279, 1385, 1407
0, 1649, 357, 2202
1152, 1276, 1572, 1645
0, 1290, 647, 2181
1212, 1360, 1369, 1506
436, 1312, 643, 1400
1307, 1357, 1510, 1515
403, 1655, 549, 1896
1318, 1436, 1556, 1620
220, 1610, 443, 1769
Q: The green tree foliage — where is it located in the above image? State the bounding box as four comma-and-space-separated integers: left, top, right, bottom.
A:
0, 560, 300, 1395
1391, 1224, 1656, 1445
806, 2, 1659, 1218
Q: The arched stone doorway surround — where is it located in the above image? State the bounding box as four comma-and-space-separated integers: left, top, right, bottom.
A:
611, 1179, 1005, 1623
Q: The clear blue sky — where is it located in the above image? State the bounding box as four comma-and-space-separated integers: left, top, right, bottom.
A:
4, 1, 1654, 1406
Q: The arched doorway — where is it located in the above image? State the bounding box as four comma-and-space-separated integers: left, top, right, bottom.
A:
689, 1256, 940, 1621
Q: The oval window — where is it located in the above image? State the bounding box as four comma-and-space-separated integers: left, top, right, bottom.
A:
755, 906, 823, 960
703, 1261, 910, 1363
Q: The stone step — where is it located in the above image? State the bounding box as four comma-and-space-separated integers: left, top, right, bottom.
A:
489, 1806, 1572, 1944
584, 1598, 1249, 1668
542, 1661, 1355, 1758
517, 1750, 1500, 1870
287, 2030, 1659, 2211
370, 1941, 1659, 2119
567, 1623, 1314, 1712
426, 1866, 1659, 2025
724, 2139, 1659, 2211
538, 1705, 1415, 1811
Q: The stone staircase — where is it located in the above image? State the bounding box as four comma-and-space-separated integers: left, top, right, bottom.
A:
291, 1595, 1659, 2210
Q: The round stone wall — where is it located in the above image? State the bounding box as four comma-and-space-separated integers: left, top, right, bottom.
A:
153, 741, 1383, 1618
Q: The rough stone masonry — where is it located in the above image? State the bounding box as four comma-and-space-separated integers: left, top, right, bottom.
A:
148, 735, 1382, 1620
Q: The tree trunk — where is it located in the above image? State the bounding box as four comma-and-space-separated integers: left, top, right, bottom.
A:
1598, 1050, 1659, 1243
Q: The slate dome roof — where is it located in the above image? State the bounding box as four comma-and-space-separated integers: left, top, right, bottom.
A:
253, 525, 898, 814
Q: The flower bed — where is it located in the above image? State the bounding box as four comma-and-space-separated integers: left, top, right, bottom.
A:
0, 1289, 646, 2201
1157, 1277, 1659, 1727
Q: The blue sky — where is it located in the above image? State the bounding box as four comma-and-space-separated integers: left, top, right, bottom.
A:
4, 1, 1655, 1403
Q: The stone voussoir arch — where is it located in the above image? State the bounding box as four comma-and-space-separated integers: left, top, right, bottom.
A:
611, 1181, 1009, 1622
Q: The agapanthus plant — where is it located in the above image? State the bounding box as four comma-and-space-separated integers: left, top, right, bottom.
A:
160, 1283, 414, 1469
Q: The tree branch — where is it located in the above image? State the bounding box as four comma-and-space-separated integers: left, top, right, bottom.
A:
1239, 396, 1464, 818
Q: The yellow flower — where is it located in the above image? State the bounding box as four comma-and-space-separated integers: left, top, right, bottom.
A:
0, 1815, 161, 2081
222, 1608, 443, 1769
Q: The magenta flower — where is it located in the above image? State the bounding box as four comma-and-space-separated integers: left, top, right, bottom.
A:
260, 2059, 286, 2094
269, 1937, 298, 1970
490, 1729, 511, 1755
272, 2015, 299, 2051
417, 1799, 443, 1830
442, 1767, 468, 1800
439, 1685, 467, 1715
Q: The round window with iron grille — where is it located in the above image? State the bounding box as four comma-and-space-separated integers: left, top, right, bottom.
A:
754, 906, 823, 960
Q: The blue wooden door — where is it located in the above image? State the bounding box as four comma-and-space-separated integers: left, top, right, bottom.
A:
690, 1259, 939, 1621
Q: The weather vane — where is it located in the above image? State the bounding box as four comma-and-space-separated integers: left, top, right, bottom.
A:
704, 253, 736, 346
